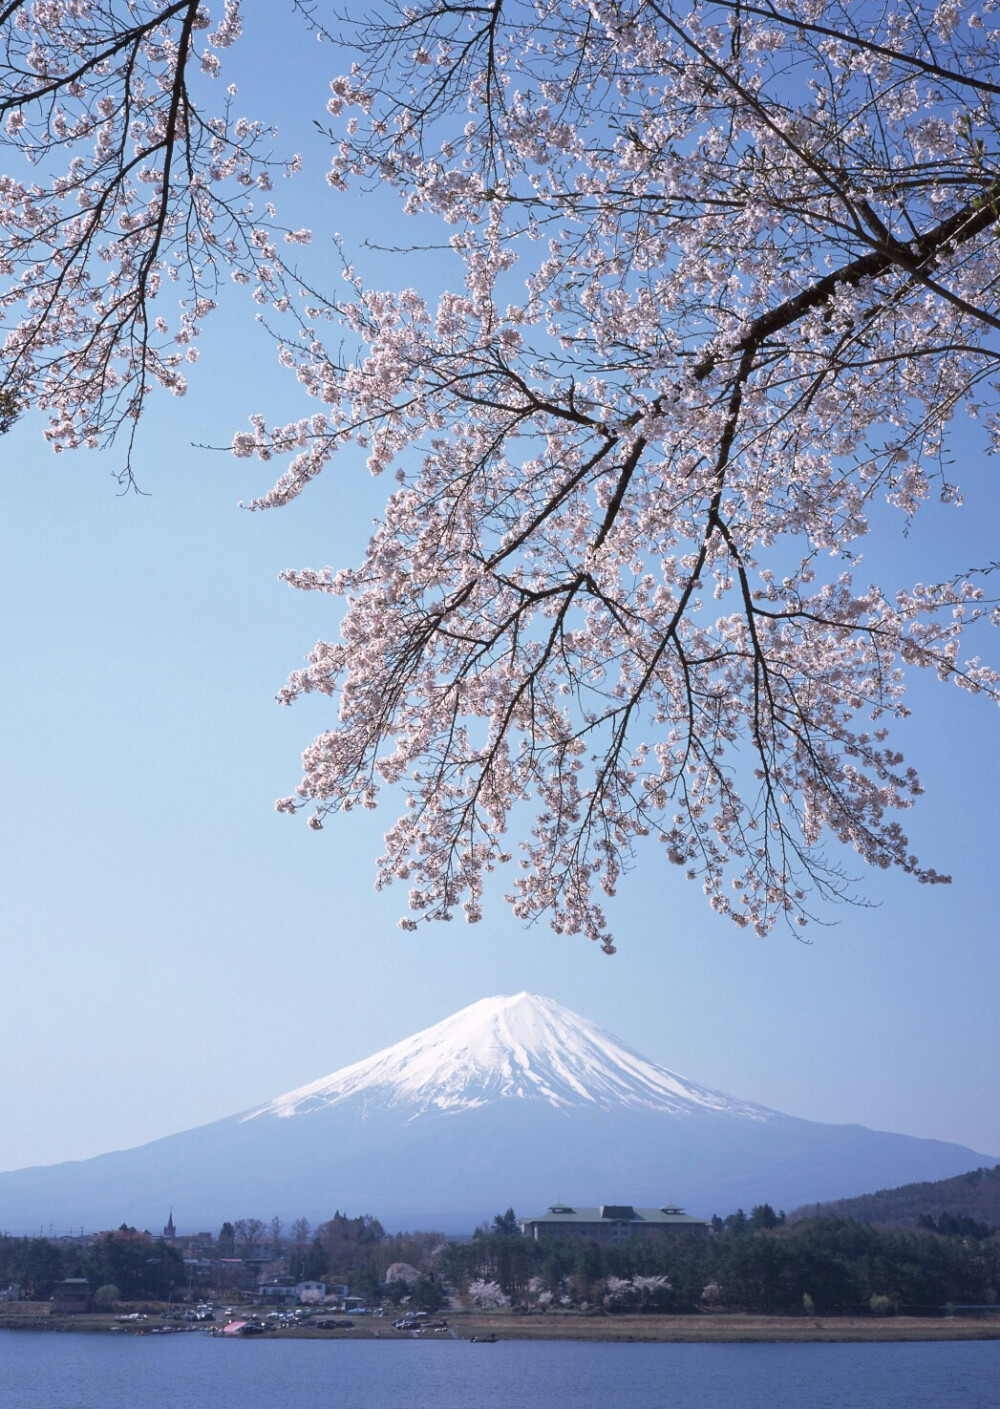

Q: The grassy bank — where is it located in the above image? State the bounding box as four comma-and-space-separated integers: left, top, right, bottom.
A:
446, 1310, 1000, 1343
3, 1304, 1000, 1342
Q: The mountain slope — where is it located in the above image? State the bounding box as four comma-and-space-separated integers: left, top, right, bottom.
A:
791, 1163, 1000, 1228
0, 994, 995, 1234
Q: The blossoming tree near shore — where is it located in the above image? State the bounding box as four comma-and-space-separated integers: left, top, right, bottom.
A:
3, 1, 1000, 950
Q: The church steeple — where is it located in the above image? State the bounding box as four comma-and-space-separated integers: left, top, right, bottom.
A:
164, 1210, 176, 1240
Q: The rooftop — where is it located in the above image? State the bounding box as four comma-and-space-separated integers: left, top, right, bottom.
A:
523, 1204, 706, 1226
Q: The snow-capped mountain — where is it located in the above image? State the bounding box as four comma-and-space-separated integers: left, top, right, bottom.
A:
0, 993, 994, 1234
245, 993, 765, 1122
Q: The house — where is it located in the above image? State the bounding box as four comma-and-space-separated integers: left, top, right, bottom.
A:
520, 1203, 708, 1241
296, 1281, 326, 1304
259, 1277, 300, 1307
50, 1279, 91, 1314
215, 1258, 258, 1292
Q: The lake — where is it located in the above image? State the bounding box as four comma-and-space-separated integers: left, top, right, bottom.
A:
1, 1332, 998, 1409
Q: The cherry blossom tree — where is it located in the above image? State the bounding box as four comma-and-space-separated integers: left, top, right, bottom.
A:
0, 0, 306, 480
4, 1, 1000, 951
466, 1277, 510, 1309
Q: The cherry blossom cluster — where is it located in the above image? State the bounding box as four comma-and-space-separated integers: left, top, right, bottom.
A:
466, 1278, 510, 1309
604, 1274, 672, 1307
0, 0, 304, 478
255, 0, 1000, 949
6, 1, 1000, 948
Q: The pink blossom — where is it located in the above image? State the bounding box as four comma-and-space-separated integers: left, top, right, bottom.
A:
3, 0, 999, 947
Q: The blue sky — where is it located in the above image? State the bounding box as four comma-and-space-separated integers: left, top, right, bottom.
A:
1, 10, 998, 1202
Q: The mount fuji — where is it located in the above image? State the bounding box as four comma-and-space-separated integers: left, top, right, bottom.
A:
1, 993, 994, 1233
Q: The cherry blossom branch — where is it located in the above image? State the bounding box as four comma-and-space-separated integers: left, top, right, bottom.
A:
4, 0, 1000, 946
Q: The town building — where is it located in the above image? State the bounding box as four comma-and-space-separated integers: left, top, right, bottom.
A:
50, 1279, 91, 1314
259, 1277, 300, 1307
520, 1203, 708, 1241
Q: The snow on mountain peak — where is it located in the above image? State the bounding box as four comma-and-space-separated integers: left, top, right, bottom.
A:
243, 992, 767, 1123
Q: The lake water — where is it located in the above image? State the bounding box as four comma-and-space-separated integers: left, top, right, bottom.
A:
1, 1331, 998, 1409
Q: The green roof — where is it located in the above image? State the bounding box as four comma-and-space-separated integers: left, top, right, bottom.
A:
522, 1204, 707, 1227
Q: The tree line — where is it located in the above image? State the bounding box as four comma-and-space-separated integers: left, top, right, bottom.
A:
440, 1207, 1000, 1316
4, 1206, 999, 1315
0, 1212, 448, 1306
0, 1227, 185, 1302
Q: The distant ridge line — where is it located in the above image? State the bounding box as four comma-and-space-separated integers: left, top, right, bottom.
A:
790, 1164, 1000, 1228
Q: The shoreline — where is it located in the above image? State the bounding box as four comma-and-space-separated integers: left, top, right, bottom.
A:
459, 1311, 1000, 1343
3, 1307, 1000, 1343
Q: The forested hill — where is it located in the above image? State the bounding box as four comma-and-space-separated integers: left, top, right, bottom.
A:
791, 1165, 1000, 1231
